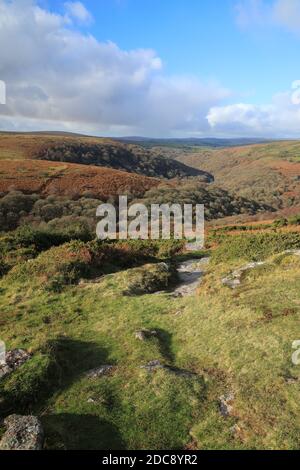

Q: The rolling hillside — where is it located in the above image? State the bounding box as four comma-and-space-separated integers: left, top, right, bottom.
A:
0, 160, 160, 200
0, 132, 213, 181
172, 141, 300, 211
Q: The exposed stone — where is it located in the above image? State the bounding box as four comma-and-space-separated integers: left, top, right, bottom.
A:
0, 415, 44, 450
285, 376, 299, 385
140, 360, 195, 378
140, 360, 164, 371
85, 365, 114, 379
135, 329, 158, 341
87, 398, 96, 404
230, 423, 242, 438
219, 392, 235, 417
0, 349, 31, 381
222, 251, 300, 290
173, 257, 210, 297
222, 262, 265, 289
125, 262, 171, 296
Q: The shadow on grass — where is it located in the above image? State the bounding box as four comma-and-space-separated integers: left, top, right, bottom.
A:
155, 328, 175, 363
0, 337, 114, 414
43, 413, 125, 450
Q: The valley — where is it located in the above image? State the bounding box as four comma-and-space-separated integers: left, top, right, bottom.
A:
0, 132, 300, 450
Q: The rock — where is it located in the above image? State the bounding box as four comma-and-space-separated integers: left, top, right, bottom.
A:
135, 329, 158, 341
140, 360, 195, 378
140, 360, 164, 371
285, 376, 299, 384
125, 263, 171, 296
87, 398, 96, 404
85, 365, 114, 379
0, 415, 44, 450
173, 257, 210, 297
219, 392, 235, 417
222, 262, 265, 289
0, 349, 31, 381
230, 423, 242, 438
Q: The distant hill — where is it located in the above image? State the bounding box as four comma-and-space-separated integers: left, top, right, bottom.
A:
0, 132, 213, 181
173, 140, 300, 210
116, 136, 273, 148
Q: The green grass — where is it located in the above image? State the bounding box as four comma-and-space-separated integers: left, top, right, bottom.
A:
1, 232, 300, 449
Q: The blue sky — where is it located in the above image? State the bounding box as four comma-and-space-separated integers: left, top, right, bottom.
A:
0, 0, 300, 137
43, 0, 300, 103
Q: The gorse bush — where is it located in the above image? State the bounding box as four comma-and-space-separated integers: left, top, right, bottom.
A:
212, 231, 300, 263
7, 238, 184, 290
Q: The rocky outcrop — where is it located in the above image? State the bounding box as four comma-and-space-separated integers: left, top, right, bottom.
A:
0, 415, 44, 450
0, 349, 31, 380
140, 360, 196, 378
135, 329, 158, 341
219, 393, 235, 417
85, 365, 114, 379
222, 262, 266, 289
222, 250, 300, 289
124, 263, 171, 296
173, 257, 210, 297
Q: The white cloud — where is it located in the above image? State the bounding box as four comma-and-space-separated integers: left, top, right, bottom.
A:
273, 0, 300, 32
207, 82, 300, 137
0, 0, 228, 137
236, 0, 300, 33
64, 1, 93, 24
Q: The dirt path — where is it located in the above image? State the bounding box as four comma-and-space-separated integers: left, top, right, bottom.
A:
173, 257, 210, 297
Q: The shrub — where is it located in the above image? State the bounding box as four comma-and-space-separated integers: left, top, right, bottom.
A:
8, 241, 93, 291
288, 215, 300, 225
212, 231, 300, 263
272, 218, 288, 228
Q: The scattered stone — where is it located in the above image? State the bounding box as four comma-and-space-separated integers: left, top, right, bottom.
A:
135, 329, 158, 341
0, 349, 31, 380
230, 423, 242, 438
222, 262, 265, 289
140, 360, 164, 371
285, 376, 299, 385
222, 251, 300, 290
283, 249, 300, 256
140, 360, 195, 378
85, 365, 114, 379
173, 257, 210, 297
174, 309, 184, 316
219, 392, 235, 417
0, 415, 44, 450
87, 398, 96, 404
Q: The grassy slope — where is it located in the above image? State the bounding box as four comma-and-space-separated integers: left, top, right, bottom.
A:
1, 230, 300, 449
174, 141, 300, 210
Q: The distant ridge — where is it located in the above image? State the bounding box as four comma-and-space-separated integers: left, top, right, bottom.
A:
115, 137, 276, 148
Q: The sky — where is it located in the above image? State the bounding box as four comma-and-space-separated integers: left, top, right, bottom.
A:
0, 0, 300, 137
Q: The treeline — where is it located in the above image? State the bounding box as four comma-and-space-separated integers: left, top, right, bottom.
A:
32, 141, 213, 181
